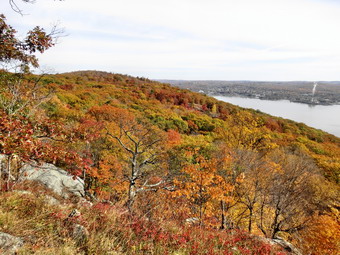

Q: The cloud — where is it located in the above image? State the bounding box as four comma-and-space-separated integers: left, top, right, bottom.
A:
3, 0, 340, 80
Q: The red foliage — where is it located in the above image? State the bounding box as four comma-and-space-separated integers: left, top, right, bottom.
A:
0, 111, 91, 177
0, 14, 54, 68
114, 215, 286, 254
264, 117, 283, 132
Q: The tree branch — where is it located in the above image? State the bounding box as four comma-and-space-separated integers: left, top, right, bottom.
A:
139, 152, 160, 169
140, 138, 161, 154
106, 130, 134, 155
136, 179, 165, 193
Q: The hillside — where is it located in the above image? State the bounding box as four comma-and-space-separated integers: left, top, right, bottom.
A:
0, 70, 339, 254
48, 71, 340, 182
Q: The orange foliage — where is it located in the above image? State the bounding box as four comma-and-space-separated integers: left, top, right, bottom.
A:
298, 213, 340, 255
88, 105, 134, 123
173, 149, 234, 226
166, 129, 182, 147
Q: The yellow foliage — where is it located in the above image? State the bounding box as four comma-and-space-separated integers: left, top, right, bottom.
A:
298, 212, 340, 255
173, 149, 234, 224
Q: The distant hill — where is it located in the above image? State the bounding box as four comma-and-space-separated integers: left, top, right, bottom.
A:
158, 79, 340, 105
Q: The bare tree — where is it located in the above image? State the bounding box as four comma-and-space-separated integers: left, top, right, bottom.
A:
9, 1, 62, 15
0, 72, 55, 116
256, 150, 319, 239
230, 149, 270, 233
9, 0, 34, 15
1, 4, 63, 117
106, 115, 166, 210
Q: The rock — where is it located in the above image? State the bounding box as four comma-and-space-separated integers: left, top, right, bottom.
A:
19, 161, 84, 198
231, 247, 238, 252
63, 210, 88, 243
71, 224, 89, 243
13, 190, 60, 206
68, 209, 81, 218
78, 198, 93, 208
257, 236, 302, 255
101, 199, 113, 205
0, 232, 24, 254
185, 217, 199, 225
13, 190, 33, 196
44, 195, 60, 205
272, 238, 302, 255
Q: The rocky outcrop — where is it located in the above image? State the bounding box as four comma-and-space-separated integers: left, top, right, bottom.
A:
13, 190, 61, 205
0, 232, 24, 254
0, 154, 85, 199
272, 238, 302, 255
19, 161, 85, 198
257, 236, 302, 255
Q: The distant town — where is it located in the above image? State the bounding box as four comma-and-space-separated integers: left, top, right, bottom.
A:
160, 80, 340, 106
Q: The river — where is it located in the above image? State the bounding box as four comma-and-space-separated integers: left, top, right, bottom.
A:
214, 96, 340, 138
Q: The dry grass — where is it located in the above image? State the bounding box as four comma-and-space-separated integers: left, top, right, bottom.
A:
0, 185, 287, 255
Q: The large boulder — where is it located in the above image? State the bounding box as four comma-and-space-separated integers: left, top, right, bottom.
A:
257, 236, 302, 255
0, 232, 24, 254
272, 238, 302, 255
19, 161, 84, 198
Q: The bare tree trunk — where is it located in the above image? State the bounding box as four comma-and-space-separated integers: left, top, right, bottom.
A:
0, 155, 4, 191
248, 206, 253, 233
258, 197, 267, 237
220, 200, 226, 229
0, 157, 3, 184
127, 182, 136, 210
271, 203, 281, 239
6, 155, 11, 191
127, 154, 138, 210
199, 204, 204, 227
106, 123, 162, 211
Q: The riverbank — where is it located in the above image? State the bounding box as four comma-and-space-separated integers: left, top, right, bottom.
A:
160, 80, 340, 106
215, 95, 340, 138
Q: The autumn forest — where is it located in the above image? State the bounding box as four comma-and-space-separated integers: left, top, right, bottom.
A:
0, 4, 340, 255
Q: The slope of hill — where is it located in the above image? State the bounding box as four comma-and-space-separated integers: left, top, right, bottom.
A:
50, 71, 339, 182
0, 70, 339, 254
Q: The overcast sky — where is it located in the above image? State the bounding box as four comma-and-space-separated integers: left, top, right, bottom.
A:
3, 0, 340, 80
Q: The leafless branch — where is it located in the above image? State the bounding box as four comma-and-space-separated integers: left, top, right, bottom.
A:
136, 179, 165, 193
9, 0, 36, 15
48, 22, 66, 45
123, 128, 139, 149
140, 138, 161, 154
139, 152, 160, 168
106, 130, 134, 155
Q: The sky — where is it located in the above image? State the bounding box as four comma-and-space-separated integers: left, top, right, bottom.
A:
3, 0, 340, 80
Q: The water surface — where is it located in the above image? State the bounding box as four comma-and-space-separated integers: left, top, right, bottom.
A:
214, 96, 340, 138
